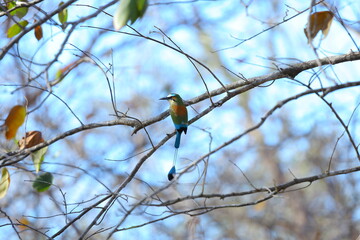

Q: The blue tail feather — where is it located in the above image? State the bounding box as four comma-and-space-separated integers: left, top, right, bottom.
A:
175, 131, 181, 148
168, 166, 176, 181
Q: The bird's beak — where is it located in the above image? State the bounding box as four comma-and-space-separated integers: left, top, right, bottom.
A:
159, 96, 171, 100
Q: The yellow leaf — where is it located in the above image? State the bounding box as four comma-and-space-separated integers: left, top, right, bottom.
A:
4, 105, 26, 140
18, 217, 30, 231
0, 168, 10, 199
304, 11, 334, 43
253, 201, 266, 211
113, 0, 131, 30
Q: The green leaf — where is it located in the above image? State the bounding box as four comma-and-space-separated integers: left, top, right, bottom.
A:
15, 7, 28, 18
7, 1, 16, 8
7, 20, 28, 38
136, 0, 148, 18
7, 1, 28, 19
0, 168, 10, 199
55, 68, 65, 82
113, 0, 148, 30
31, 146, 48, 173
32, 172, 53, 192
7, 1, 16, 14
58, 2, 68, 25
128, 0, 139, 24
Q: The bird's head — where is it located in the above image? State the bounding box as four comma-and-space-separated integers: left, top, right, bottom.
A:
159, 93, 184, 104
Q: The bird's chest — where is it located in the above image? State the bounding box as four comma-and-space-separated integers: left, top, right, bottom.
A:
171, 104, 187, 116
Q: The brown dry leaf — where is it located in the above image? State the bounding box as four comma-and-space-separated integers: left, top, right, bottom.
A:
4, 105, 26, 140
18, 131, 44, 149
34, 25, 43, 40
304, 11, 334, 43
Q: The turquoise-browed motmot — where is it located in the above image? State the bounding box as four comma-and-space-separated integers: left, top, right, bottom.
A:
160, 93, 188, 180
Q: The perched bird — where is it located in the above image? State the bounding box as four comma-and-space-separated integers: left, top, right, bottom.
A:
160, 93, 188, 180
160, 93, 188, 148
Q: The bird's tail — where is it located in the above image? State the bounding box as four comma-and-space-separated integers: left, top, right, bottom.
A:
173, 148, 178, 166
168, 166, 176, 181
175, 131, 181, 148
168, 148, 179, 181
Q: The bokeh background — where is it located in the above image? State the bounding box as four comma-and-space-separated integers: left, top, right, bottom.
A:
1, 0, 360, 239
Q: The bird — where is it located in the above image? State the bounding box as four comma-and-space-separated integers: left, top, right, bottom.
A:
160, 93, 188, 180
160, 93, 188, 148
